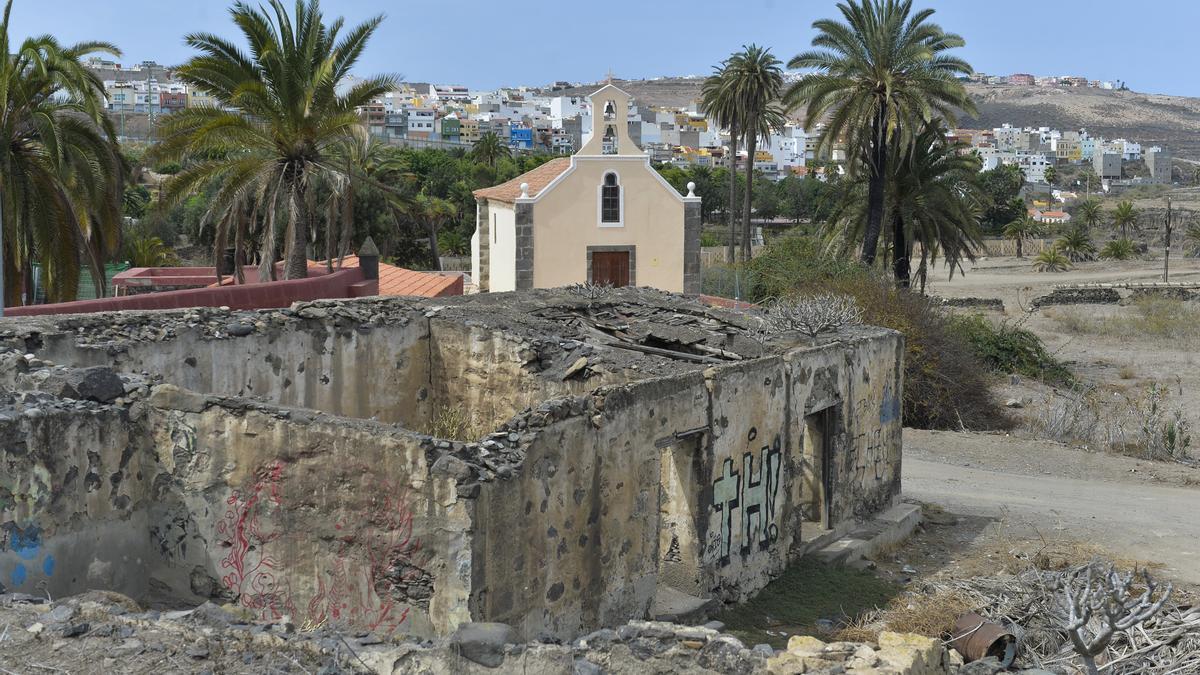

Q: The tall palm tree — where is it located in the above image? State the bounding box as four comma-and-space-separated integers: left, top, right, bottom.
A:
0, 0, 125, 309
151, 0, 395, 280
469, 131, 509, 167
699, 58, 741, 264
887, 123, 984, 286
786, 0, 975, 266
823, 121, 983, 287
725, 45, 785, 262
1003, 213, 1042, 258
1111, 200, 1138, 240
1075, 198, 1101, 233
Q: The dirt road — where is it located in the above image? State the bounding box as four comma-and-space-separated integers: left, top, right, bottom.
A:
902, 429, 1200, 584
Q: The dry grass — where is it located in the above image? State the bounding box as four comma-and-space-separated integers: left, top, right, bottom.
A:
1049, 297, 1200, 344
423, 406, 488, 442
1119, 364, 1137, 380
837, 589, 974, 642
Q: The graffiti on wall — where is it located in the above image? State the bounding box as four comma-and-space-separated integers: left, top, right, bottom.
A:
712, 428, 783, 565
217, 460, 428, 635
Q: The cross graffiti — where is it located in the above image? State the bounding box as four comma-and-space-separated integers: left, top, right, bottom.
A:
712, 428, 783, 565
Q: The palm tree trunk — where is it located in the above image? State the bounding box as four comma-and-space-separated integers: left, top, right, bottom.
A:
284, 183, 309, 280
1016, 237, 1023, 258
727, 125, 738, 264
325, 197, 336, 273
339, 178, 354, 264
892, 212, 909, 288
0, 189, 5, 314
235, 205, 248, 285
742, 133, 756, 263
429, 219, 443, 271
861, 106, 889, 265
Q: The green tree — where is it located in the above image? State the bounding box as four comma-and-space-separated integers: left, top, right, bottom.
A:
152, 0, 395, 280
825, 122, 984, 287
724, 44, 785, 262
786, 0, 975, 266
1111, 200, 1138, 239
1003, 214, 1042, 258
407, 193, 456, 271
1033, 247, 1071, 272
1075, 198, 1102, 233
700, 58, 743, 263
977, 164, 1025, 232
1054, 226, 1096, 262
0, 0, 126, 306
469, 132, 509, 168
1099, 238, 1136, 260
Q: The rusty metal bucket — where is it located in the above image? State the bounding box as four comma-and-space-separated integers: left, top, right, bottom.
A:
950, 612, 1017, 667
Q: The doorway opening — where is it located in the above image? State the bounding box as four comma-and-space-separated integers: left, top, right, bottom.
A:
800, 407, 836, 540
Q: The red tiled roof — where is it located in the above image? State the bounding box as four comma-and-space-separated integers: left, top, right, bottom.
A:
472, 157, 571, 203
338, 255, 463, 298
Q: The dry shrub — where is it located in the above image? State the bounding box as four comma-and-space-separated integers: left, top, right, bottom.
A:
424, 406, 487, 442
825, 277, 1013, 431
837, 589, 975, 642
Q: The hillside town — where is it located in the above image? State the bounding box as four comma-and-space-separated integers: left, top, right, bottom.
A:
89, 57, 1172, 193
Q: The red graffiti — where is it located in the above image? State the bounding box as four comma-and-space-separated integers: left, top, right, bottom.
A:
216, 462, 424, 635
304, 476, 423, 634
216, 461, 294, 620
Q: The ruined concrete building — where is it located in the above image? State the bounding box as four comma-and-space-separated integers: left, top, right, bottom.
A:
0, 288, 902, 641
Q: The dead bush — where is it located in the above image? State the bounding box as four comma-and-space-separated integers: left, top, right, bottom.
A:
837, 589, 975, 642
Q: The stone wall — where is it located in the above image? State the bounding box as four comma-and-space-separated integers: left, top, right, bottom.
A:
1, 291, 905, 642
0, 399, 162, 601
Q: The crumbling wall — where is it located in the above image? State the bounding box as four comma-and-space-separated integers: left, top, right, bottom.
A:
34, 307, 435, 428
0, 400, 163, 601
703, 356, 798, 601
427, 319, 630, 432
469, 373, 708, 640
833, 335, 904, 522
144, 387, 475, 638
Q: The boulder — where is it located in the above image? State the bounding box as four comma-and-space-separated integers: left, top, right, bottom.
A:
450, 622, 516, 668
65, 367, 124, 403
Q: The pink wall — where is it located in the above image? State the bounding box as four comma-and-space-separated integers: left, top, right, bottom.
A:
6, 268, 376, 317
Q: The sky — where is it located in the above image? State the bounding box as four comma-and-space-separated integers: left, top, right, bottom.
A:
9, 0, 1200, 96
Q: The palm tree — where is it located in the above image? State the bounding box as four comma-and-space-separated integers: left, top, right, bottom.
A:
408, 194, 456, 271
699, 58, 741, 264
1033, 248, 1071, 272
152, 0, 395, 281
1054, 226, 1096, 262
1099, 238, 1136, 261
469, 132, 509, 168
1111, 200, 1138, 239
0, 0, 125, 308
1075, 198, 1102, 233
1003, 214, 1042, 258
1185, 223, 1200, 258
786, 0, 975, 266
824, 121, 984, 287
725, 45, 785, 262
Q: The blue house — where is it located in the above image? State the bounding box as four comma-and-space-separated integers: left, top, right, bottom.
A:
509, 125, 534, 150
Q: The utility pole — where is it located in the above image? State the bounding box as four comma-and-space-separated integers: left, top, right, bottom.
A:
1163, 196, 1173, 282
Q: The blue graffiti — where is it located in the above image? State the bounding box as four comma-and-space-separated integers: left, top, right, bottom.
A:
3, 523, 53, 588
10, 524, 42, 560
880, 383, 901, 425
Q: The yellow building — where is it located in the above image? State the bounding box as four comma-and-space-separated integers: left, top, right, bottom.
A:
472, 84, 700, 293
460, 118, 481, 144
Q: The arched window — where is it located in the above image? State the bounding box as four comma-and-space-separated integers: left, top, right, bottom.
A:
601, 173, 621, 224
